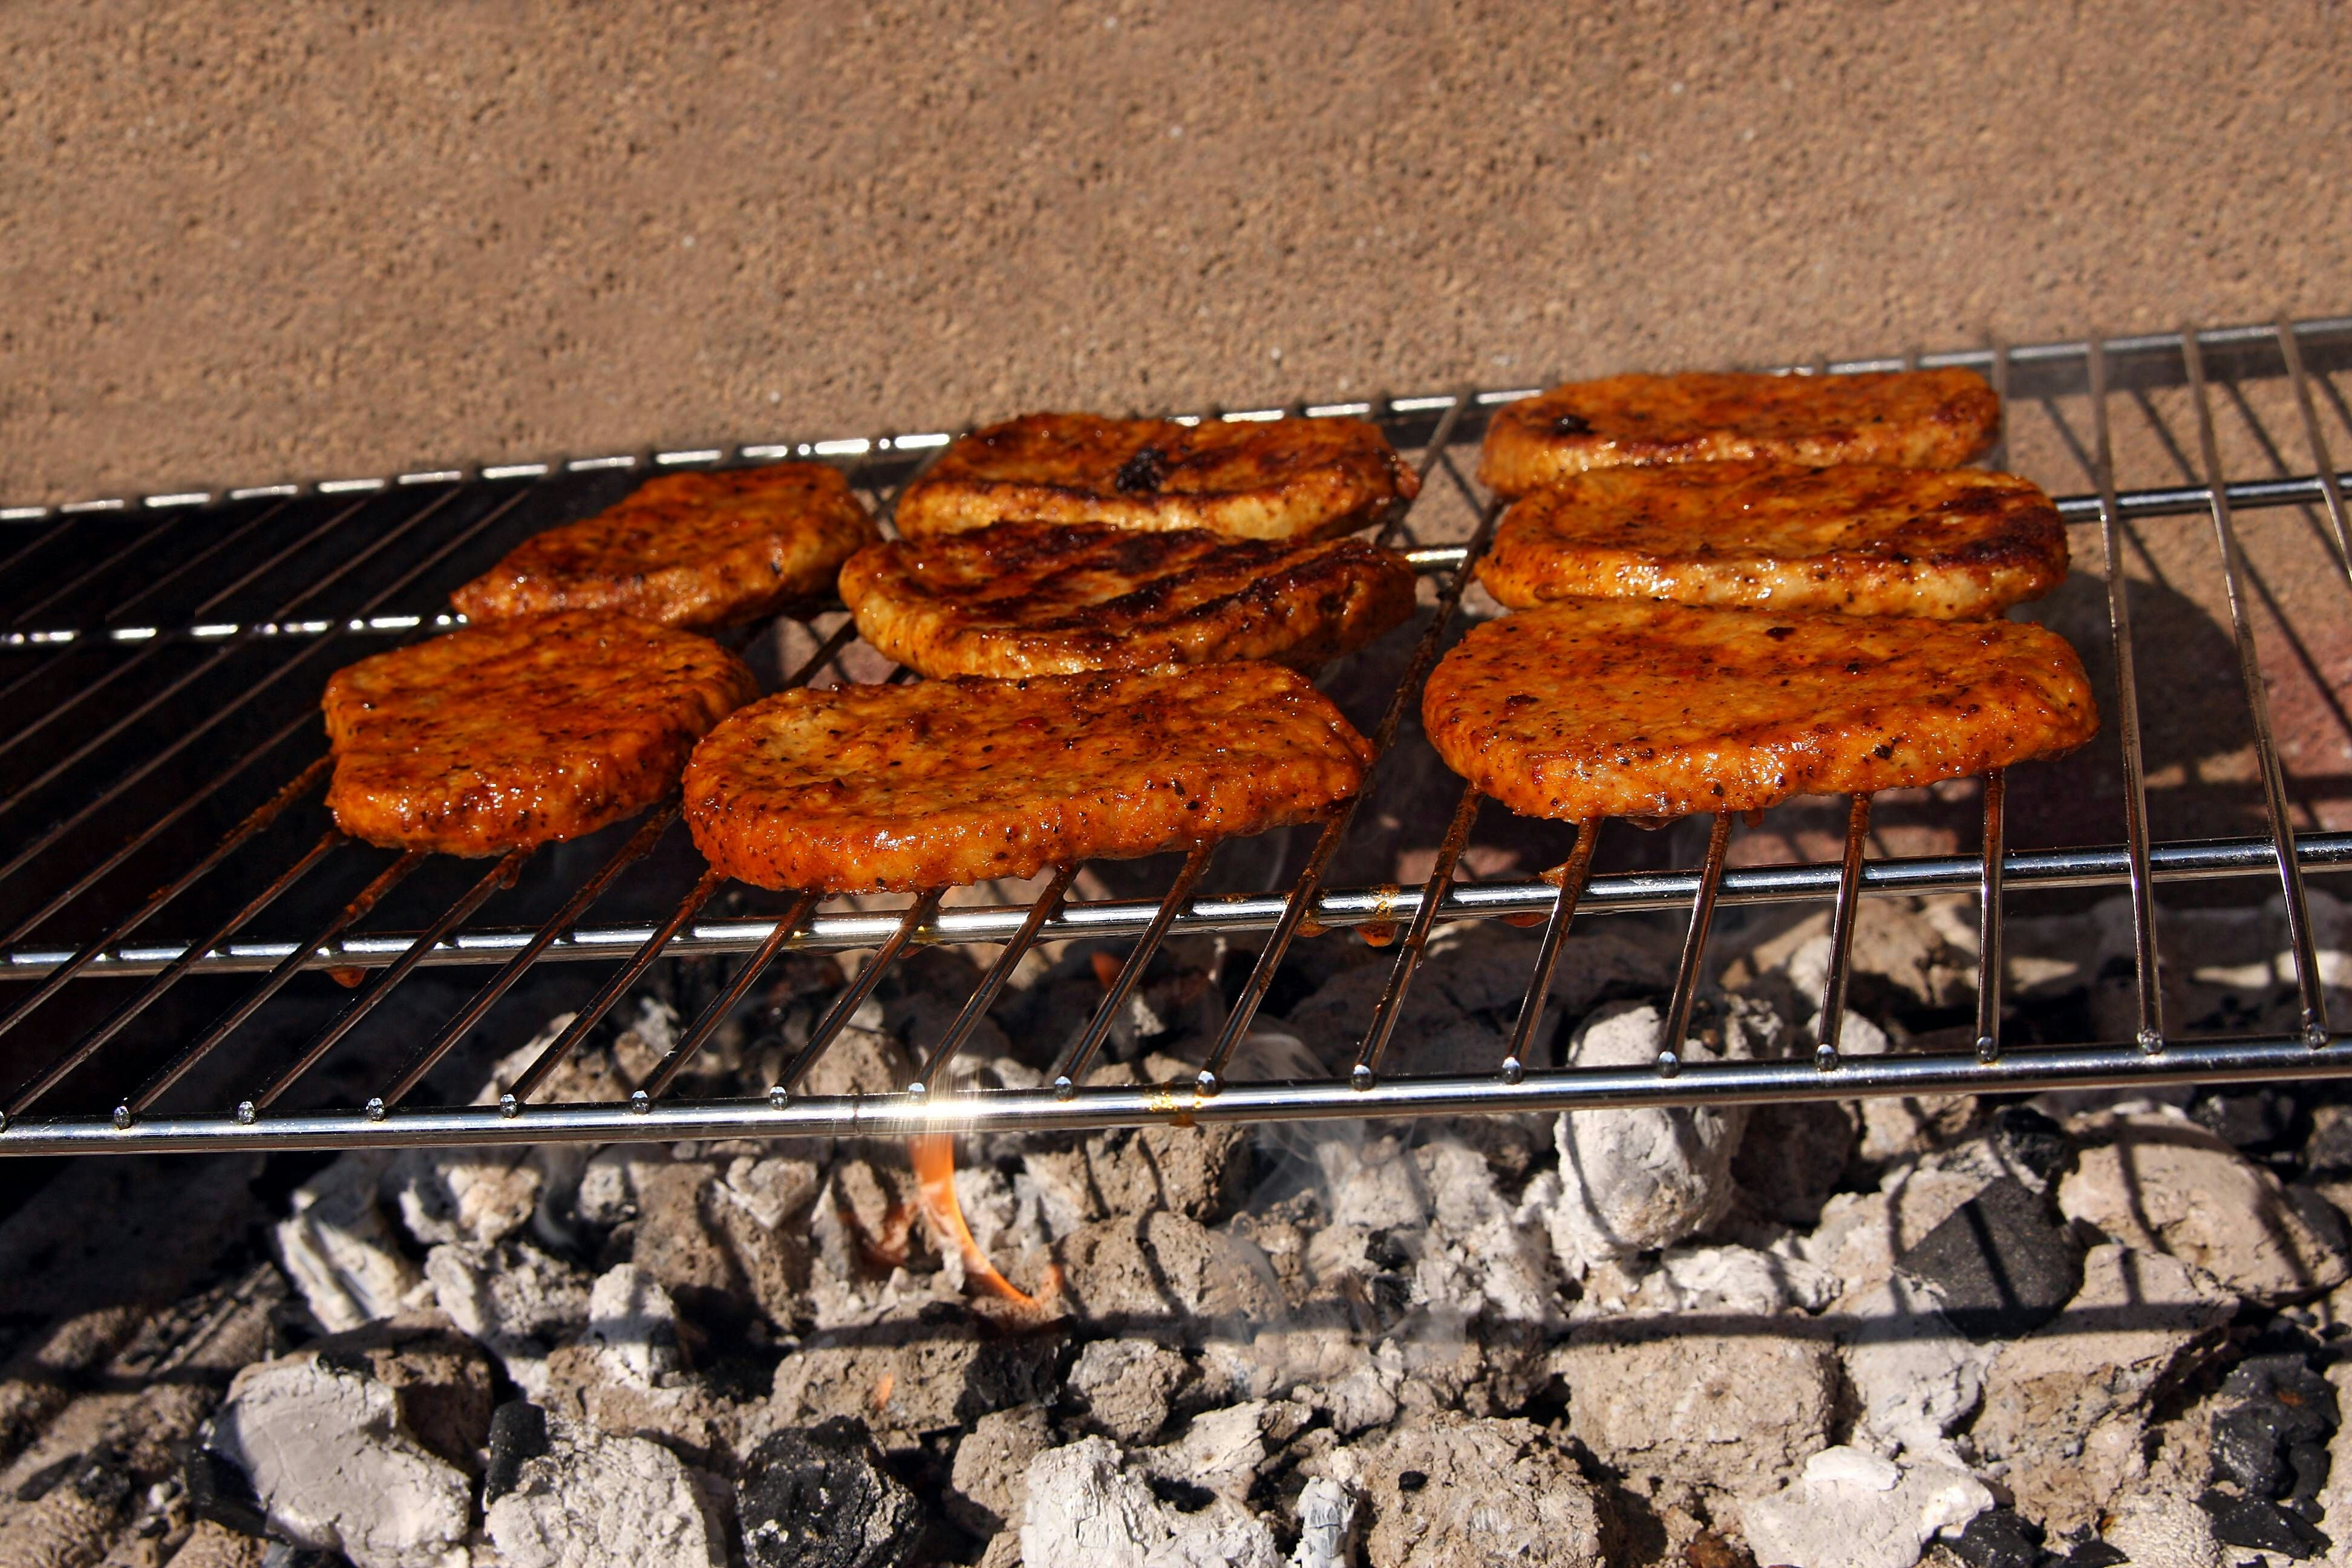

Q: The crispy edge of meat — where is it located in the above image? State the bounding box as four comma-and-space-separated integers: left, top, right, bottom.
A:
449, 462, 877, 629
322, 610, 757, 855
837, 522, 1420, 677
1420, 597, 2099, 820
893, 412, 1419, 541
681, 664, 1374, 892
1475, 369, 2001, 496
1475, 460, 2068, 619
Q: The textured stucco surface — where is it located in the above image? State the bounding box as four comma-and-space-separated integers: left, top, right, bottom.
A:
4, 1, 2348, 504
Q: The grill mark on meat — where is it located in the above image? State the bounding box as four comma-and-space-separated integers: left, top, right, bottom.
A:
895, 412, 1419, 542
683, 664, 1373, 892
1479, 369, 1999, 497
840, 521, 1417, 678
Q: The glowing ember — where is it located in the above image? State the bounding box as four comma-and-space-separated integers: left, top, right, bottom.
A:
910, 1132, 1061, 1317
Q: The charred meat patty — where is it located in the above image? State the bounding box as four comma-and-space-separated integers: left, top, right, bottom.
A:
1478, 369, 1999, 496
893, 413, 1419, 542
1422, 598, 2097, 820
324, 610, 757, 855
451, 463, 876, 629
1478, 460, 2068, 619
838, 520, 1419, 678
683, 664, 1374, 892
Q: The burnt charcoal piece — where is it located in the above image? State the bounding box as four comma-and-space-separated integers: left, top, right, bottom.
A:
2209, 1353, 2337, 1509
2056, 1546, 2128, 1568
1987, 1104, 2072, 1187
1945, 1508, 2042, 1568
2199, 1490, 2333, 1559
740, 1418, 924, 1568
1731, 1100, 1858, 1227
483, 1400, 551, 1504
183, 1442, 270, 1539
2193, 1088, 2295, 1151
1893, 1175, 2083, 1341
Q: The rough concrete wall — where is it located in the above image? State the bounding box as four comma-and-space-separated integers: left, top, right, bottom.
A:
3, 0, 2346, 501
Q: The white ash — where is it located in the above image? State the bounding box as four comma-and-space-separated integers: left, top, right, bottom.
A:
272, 1151, 433, 1334
1740, 1445, 1993, 1568
46, 885, 2352, 1568
1021, 1435, 1282, 1568
583, 1263, 685, 1384
483, 1408, 728, 1568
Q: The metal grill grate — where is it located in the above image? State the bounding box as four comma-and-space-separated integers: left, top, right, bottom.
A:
5, 316, 2352, 1156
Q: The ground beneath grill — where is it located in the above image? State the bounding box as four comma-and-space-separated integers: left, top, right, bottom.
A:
2, 4, 2348, 504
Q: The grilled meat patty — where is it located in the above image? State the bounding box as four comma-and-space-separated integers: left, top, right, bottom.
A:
683, 664, 1374, 892
1478, 369, 1999, 496
324, 610, 757, 855
1478, 460, 2068, 619
894, 413, 1419, 542
1423, 598, 2097, 820
838, 521, 1419, 678
450, 463, 876, 629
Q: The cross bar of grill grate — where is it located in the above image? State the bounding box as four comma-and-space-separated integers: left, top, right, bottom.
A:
6, 315, 2352, 1155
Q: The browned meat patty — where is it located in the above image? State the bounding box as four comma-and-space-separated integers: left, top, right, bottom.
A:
838, 521, 1419, 678
324, 610, 757, 855
1478, 460, 2068, 619
1422, 598, 2097, 820
450, 463, 876, 629
1478, 369, 1999, 496
682, 664, 1373, 892
893, 413, 1419, 542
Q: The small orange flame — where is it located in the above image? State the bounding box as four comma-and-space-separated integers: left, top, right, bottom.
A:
910, 1132, 1062, 1320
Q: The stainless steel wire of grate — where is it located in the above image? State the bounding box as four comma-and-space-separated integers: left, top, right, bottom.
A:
5, 316, 2352, 1155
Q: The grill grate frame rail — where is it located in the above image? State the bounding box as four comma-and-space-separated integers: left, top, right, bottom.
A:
4, 316, 2352, 1154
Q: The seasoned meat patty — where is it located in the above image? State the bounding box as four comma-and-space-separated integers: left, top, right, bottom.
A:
683, 664, 1373, 892
1423, 598, 2097, 820
324, 610, 757, 855
450, 463, 876, 629
1478, 460, 2068, 619
838, 521, 1419, 678
1478, 369, 1999, 496
893, 413, 1419, 542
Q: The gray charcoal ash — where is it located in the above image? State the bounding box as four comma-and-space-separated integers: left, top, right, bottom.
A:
1840, 1273, 1999, 1462
483, 1402, 731, 1568
202, 1317, 493, 1568
584, 1262, 685, 1383
944, 1405, 1052, 1547
1546, 995, 1780, 1272
1311, 1413, 1611, 1567
1288, 1477, 1361, 1568
422, 1236, 592, 1398
1970, 1241, 2235, 1534
1549, 1318, 1839, 1501
1740, 1446, 1993, 1568
1020, 1434, 1283, 1568
2061, 1106, 2349, 1305
1067, 1338, 1192, 1444
384, 1145, 541, 1251
769, 1299, 1062, 1442
272, 1152, 430, 1334
1051, 1210, 1286, 1330
737, 1418, 924, 1568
